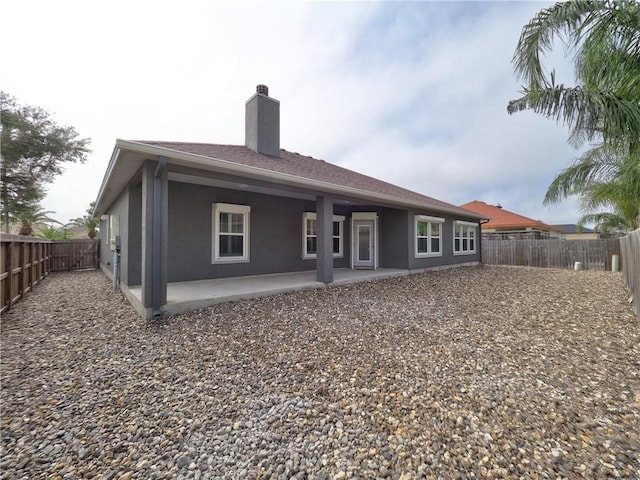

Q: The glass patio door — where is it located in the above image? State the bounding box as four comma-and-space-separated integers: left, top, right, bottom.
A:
353, 220, 375, 268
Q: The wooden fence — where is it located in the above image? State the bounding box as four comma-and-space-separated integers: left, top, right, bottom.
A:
1, 234, 99, 314
1, 235, 51, 315
49, 239, 100, 271
619, 230, 640, 320
482, 238, 621, 271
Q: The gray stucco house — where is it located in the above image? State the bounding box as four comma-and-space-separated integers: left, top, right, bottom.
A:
93, 85, 483, 318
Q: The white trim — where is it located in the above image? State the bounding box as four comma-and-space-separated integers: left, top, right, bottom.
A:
351, 213, 378, 269
455, 220, 479, 228
416, 215, 445, 223
414, 215, 443, 258
103, 218, 110, 248
352, 212, 378, 221
109, 215, 120, 251
302, 212, 345, 259
212, 203, 251, 263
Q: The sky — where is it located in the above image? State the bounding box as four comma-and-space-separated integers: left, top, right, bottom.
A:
2, 0, 586, 226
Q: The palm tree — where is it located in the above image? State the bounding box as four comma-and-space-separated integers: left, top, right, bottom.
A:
544, 142, 640, 231
508, 0, 640, 145
70, 216, 99, 239
70, 202, 99, 239
581, 212, 634, 236
510, 0, 639, 229
13, 206, 60, 236
579, 174, 640, 234
36, 224, 72, 240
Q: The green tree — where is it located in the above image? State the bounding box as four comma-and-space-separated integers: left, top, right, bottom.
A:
544, 143, 640, 230
12, 206, 60, 236
1, 92, 91, 232
36, 224, 72, 240
509, 0, 640, 228
508, 0, 640, 144
70, 201, 99, 239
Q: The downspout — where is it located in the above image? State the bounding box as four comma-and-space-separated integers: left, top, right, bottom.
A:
479, 219, 490, 264
152, 156, 167, 317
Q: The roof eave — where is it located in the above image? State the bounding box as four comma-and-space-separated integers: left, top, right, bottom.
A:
483, 223, 562, 232
94, 139, 484, 221
92, 145, 123, 219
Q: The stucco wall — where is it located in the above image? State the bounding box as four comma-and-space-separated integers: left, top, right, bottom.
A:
99, 184, 143, 286
126, 185, 142, 286
99, 189, 129, 278
379, 207, 409, 269
167, 182, 353, 282
99, 217, 111, 275
110, 179, 480, 284
407, 210, 481, 270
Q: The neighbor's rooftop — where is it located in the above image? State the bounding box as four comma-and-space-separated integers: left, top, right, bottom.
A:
460, 200, 561, 232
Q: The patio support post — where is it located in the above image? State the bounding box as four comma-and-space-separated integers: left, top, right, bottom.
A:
316, 195, 334, 284
478, 223, 483, 264
141, 158, 168, 314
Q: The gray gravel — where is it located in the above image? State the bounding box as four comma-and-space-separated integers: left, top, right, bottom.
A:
1, 265, 638, 479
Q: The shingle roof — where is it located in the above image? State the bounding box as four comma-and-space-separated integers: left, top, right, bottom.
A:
552, 224, 595, 234
459, 200, 561, 232
137, 141, 478, 218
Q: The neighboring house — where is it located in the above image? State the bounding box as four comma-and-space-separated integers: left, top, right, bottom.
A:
93, 85, 483, 318
460, 201, 562, 239
552, 224, 600, 240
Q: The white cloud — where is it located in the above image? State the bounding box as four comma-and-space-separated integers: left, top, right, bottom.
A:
1, 0, 585, 226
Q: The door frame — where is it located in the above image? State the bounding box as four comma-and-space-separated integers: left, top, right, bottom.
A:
351, 212, 378, 269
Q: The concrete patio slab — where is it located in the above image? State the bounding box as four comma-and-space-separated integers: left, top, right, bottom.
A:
120, 263, 478, 318
124, 268, 409, 318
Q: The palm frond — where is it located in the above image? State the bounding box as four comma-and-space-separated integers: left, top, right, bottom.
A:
512, 0, 609, 89
576, 36, 640, 96
508, 85, 640, 144
510, 0, 640, 143
579, 211, 629, 233
544, 144, 624, 205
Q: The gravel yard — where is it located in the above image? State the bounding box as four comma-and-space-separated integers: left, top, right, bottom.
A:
1, 265, 638, 480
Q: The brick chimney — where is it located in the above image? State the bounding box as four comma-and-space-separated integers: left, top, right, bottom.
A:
245, 84, 280, 157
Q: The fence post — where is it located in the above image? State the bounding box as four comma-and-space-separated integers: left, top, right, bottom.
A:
612, 254, 620, 272
45, 242, 51, 275
17, 241, 25, 303
5, 242, 13, 311
619, 230, 640, 321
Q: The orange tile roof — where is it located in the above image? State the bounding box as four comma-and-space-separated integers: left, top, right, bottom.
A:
459, 201, 562, 232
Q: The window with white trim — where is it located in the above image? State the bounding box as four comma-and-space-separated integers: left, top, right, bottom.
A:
415, 215, 443, 257
212, 203, 250, 263
302, 212, 345, 259
109, 215, 120, 251
454, 221, 477, 254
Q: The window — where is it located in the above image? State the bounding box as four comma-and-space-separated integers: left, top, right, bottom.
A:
302, 212, 345, 259
212, 203, 250, 263
454, 221, 477, 254
415, 215, 443, 257
109, 215, 120, 251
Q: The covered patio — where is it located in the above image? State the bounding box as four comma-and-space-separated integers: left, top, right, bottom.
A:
123, 268, 412, 318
